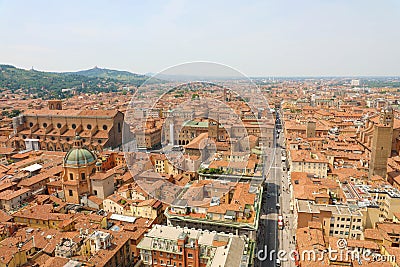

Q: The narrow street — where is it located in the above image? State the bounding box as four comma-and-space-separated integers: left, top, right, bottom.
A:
256, 110, 296, 267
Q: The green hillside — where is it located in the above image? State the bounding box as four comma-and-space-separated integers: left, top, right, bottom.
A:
71, 66, 149, 82
0, 65, 155, 99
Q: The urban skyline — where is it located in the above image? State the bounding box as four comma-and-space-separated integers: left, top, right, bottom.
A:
1, 1, 400, 267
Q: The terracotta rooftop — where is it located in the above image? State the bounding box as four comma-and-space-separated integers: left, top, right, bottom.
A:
0, 188, 31, 200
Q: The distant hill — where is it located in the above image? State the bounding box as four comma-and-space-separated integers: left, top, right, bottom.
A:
69, 66, 152, 83
0, 64, 158, 99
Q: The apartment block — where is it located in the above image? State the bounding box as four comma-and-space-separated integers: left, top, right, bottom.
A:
137, 224, 249, 267
165, 181, 262, 240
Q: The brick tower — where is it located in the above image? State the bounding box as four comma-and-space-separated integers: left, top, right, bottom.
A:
369, 107, 394, 178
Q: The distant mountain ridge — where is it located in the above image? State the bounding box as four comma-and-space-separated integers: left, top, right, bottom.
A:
67, 66, 149, 82
0, 64, 157, 99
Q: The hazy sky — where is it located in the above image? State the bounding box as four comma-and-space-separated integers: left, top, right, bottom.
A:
0, 0, 399, 76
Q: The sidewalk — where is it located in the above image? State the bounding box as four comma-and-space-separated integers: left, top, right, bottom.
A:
278, 137, 296, 267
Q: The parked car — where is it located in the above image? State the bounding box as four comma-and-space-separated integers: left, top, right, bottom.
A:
278, 215, 284, 230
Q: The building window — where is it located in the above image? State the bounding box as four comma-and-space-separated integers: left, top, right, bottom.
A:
87, 124, 92, 130
68, 190, 73, 196
81, 173, 85, 180
69, 173, 73, 180
43, 123, 48, 128
103, 125, 108, 130
57, 123, 62, 128
72, 124, 76, 129
94, 190, 97, 196
118, 123, 121, 132
188, 253, 193, 258
29, 122, 34, 127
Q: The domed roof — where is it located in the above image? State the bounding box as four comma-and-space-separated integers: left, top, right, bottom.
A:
64, 148, 96, 166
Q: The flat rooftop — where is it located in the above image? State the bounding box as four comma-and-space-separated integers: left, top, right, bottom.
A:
296, 199, 363, 217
